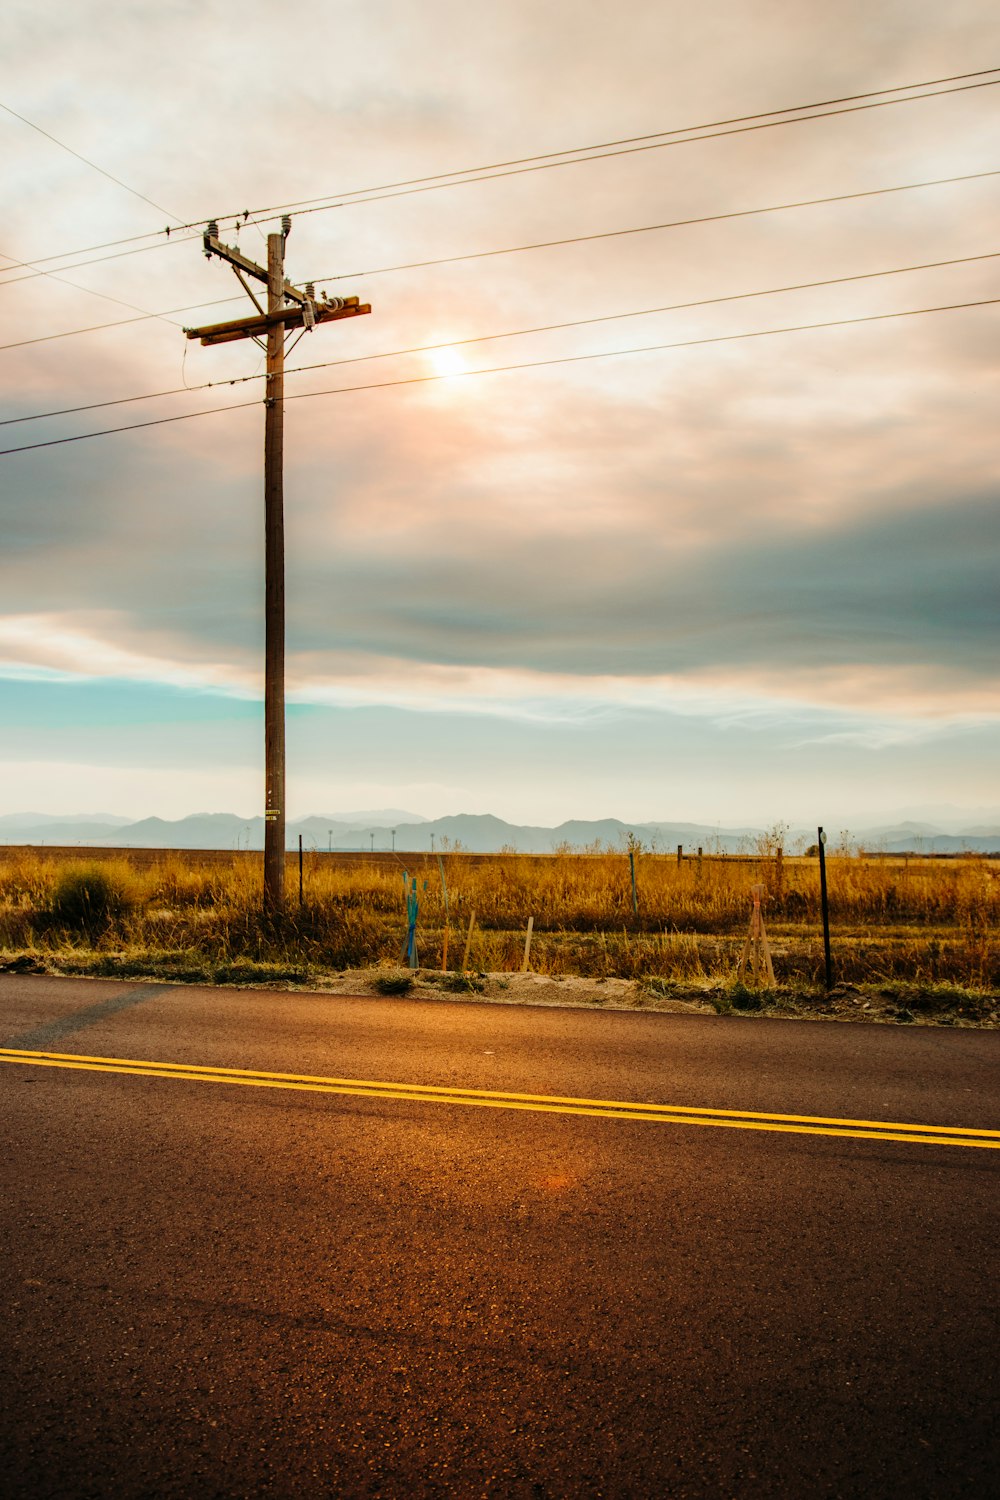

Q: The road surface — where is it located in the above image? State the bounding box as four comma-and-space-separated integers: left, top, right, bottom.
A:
1, 974, 997, 1497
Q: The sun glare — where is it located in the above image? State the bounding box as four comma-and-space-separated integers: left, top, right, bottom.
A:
428, 345, 468, 378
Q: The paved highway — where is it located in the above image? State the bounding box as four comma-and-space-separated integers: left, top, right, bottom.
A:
1, 974, 997, 1497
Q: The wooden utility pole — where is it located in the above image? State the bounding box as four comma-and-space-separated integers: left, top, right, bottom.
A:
185, 218, 370, 911
263, 231, 286, 908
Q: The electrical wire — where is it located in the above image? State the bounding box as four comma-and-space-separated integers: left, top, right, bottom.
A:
0, 232, 200, 289
4, 66, 997, 276
274, 78, 1000, 229
0, 296, 240, 352
3, 294, 996, 458
0, 98, 184, 225
211, 67, 1000, 223
3, 250, 996, 428
3, 167, 997, 352
0, 244, 186, 328
312, 168, 1000, 286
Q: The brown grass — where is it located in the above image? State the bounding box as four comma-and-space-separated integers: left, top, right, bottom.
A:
0, 846, 997, 999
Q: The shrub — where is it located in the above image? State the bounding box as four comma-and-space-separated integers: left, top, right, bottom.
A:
49, 864, 135, 936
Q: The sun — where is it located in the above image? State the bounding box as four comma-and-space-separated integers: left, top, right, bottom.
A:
427, 345, 468, 378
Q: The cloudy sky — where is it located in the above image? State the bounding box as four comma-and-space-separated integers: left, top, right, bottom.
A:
2, 0, 999, 829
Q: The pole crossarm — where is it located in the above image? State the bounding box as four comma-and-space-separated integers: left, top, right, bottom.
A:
203, 232, 312, 305
184, 298, 370, 346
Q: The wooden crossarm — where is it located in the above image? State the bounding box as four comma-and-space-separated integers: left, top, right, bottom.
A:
184, 299, 370, 346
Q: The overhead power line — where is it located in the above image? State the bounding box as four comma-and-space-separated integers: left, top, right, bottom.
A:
0, 243, 185, 329
0, 295, 238, 352
3, 294, 996, 459
3, 167, 996, 352
3, 250, 996, 428
272, 78, 1000, 229
0, 97, 184, 225
313, 168, 1000, 286
212, 67, 1000, 223
3, 65, 997, 276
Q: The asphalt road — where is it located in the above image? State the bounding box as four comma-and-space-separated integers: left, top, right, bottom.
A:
1, 974, 997, 1498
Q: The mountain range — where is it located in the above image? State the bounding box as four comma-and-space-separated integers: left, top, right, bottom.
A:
1, 811, 999, 854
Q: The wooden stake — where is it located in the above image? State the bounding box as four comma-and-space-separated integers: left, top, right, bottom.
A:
737, 883, 775, 987
522, 914, 534, 971
461, 910, 476, 972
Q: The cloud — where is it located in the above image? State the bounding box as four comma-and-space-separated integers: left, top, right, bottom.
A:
2, 0, 999, 821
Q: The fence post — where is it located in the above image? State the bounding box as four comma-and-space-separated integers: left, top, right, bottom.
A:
818, 827, 833, 989
298, 833, 303, 907
629, 850, 638, 916
405, 876, 419, 970
437, 854, 450, 970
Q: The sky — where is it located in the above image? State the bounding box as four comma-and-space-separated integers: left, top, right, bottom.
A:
2, 0, 999, 830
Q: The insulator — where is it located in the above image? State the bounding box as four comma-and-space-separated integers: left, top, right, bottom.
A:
207, 220, 218, 239
281, 215, 292, 238
305, 283, 315, 299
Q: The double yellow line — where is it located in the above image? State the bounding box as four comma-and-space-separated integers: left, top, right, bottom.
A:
2, 1046, 998, 1149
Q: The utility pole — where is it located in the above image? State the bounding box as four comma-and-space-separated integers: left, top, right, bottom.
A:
185, 219, 370, 911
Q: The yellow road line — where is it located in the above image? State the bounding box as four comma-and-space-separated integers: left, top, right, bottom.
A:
1, 1046, 997, 1149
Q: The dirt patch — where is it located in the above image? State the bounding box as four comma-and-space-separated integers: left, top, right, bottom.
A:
298, 966, 999, 1026
5, 950, 998, 1024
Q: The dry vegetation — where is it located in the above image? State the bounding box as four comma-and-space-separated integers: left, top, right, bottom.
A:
0, 844, 997, 1021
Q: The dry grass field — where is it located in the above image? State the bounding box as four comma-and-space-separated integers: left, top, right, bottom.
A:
0, 845, 997, 1021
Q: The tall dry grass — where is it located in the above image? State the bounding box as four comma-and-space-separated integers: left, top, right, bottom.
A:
0, 847, 997, 989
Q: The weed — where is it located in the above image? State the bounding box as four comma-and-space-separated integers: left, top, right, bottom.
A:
730, 979, 766, 1012
442, 972, 487, 994
374, 973, 415, 996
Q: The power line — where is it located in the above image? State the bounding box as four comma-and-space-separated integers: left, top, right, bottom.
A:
4, 166, 997, 352
312, 168, 1000, 284
0, 97, 184, 225
4, 66, 997, 278
101, 66, 1000, 234
0, 295, 240, 353
278, 78, 1000, 228
0, 231, 200, 289
3, 294, 996, 458
4, 249, 996, 428
214, 66, 1000, 222
0, 243, 185, 329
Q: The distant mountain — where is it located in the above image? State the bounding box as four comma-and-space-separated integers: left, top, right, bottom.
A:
318, 809, 427, 828
2, 811, 999, 854
115, 815, 262, 850
0, 811, 130, 831
328, 815, 784, 855
870, 832, 1000, 855
864, 820, 948, 839
0, 819, 139, 844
